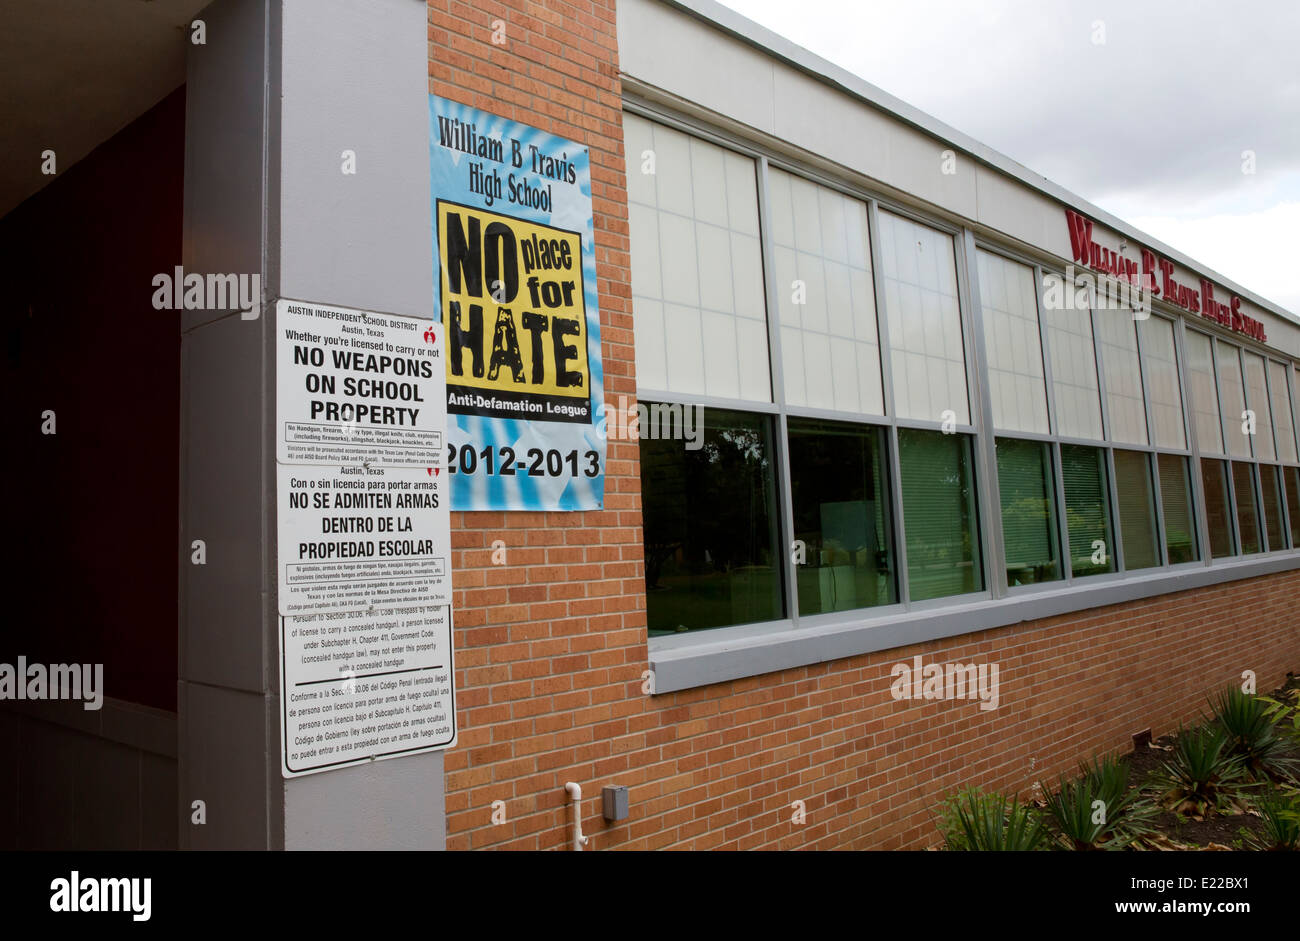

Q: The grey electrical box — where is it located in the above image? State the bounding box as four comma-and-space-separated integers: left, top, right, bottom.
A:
602, 785, 629, 821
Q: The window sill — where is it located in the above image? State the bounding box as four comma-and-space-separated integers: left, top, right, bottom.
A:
647, 552, 1300, 693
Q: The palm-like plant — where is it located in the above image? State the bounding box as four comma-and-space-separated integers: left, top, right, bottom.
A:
940, 787, 1050, 851
1041, 754, 1155, 849
1245, 786, 1300, 850
1152, 724, 1246, 819
1208, 686, 1298, 781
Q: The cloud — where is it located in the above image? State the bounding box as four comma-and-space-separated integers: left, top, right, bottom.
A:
715, 0, 1299, 306
1123, 201, 1300, 316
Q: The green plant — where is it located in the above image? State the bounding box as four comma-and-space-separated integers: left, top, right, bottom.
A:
1040, 754, 1155, 850
937, 787, 1049, 851
1081, 753, 1158, 842
1245, 787, 1300, 850
1260, 685, 1300, 743
1208, 686, 1298, 781
1040, 774, 1107, 850
1152, 724, 1246, 819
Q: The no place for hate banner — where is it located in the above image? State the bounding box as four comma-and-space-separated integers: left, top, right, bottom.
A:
429, 95, 605, 511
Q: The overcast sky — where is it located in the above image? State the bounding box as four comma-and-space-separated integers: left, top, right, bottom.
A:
716, 0, 1300, 315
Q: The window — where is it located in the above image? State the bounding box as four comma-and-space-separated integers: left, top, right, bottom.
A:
640, 406, 782, 634
1201, 459, 1235, 558
788, 418, 895, 613
769, 168, 882, 415
1095, 308, 1148, 446
627, 108, 1300, 700
898, 429, 982, 600
1157, 454, 1199, 564
1217, 342, 1251, 459
1242, 352, 1275, 460
1185, 331, 1223, 454
624, 114, 770, 399
1231, 461, 1261, 554
1044, 294, 1104, 441
995, 437, 1061, 585
1061, 444, 1115, 576
879, 212, 969, 424
1113, 449, 1160, 569
1259, 464, 1287, 551
1139, 316, 1187, 450
978, 251, 1048, 435
1268, 361, 1297, 463
1285, 467, 1300, 548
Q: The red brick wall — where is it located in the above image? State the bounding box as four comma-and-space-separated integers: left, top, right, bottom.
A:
429, 1, 1300, 851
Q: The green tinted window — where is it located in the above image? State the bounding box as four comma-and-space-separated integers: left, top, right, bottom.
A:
995, 437, 1060, 586
1201, 459, 1235, 558
1232, 462, 1261, 554
1157, 454, 1199, 564
1114, 450, 1160, 570
788, 419, 896, 614
640, 407, 783, 635
1061, 444, 1115, 577
898, 429, 983, 601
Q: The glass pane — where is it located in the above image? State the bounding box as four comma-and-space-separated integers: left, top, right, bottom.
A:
640, 406, 782, 634
770, 168, 883, 416
1286, 467, 1300, 548
1185, 331, 1223, 454
1268, 361, 1297, 463
898, 429, 982, 600
1295, 366, 1300, 458
1061, 444, 1115, 577
623, 114, 770, 400
979, 251, 1048, 434
1217, 342, 1251, 459
1113, 449, 1160, 569
1259, 464, 1286, 551
1157, 454, 1199, 564
1139, 316, 1186, 450
787, 418, 896, 613
1243, 352, 1275, 460
1044, 296, 1104, 440
1200, 459, 1235, 559
995, 437, 1061, 585
1231, 461, 1261, 554
879, 212, 969, 425
1095, 308, 1148, 445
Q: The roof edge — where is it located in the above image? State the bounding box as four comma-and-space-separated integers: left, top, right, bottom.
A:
651, 0, 1298, 325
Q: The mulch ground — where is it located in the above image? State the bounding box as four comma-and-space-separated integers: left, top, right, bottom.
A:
1118, 675, 1300, 850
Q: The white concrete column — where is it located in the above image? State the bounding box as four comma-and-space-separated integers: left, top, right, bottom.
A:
179, 0, 445, 850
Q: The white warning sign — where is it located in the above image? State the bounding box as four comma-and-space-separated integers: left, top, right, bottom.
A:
277, 299, 444, 467
281, 603, 456, 776
277, 464, 449, 616
276, 298, 455, 776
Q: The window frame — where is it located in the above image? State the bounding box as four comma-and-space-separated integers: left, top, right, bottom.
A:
623, 98, 1300, 693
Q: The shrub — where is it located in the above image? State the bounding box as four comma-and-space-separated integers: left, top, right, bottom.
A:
1152, 724, 1246, 819
1208, 686, 1298, 781
1246, 787, 1300, 851
1260, 686, 1300, 745
937, 787, 1049, 851
1041, 754, 1155, 850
